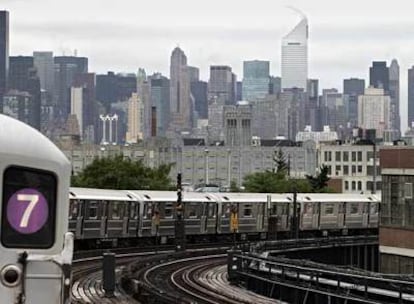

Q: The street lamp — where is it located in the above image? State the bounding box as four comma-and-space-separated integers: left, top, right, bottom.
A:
204, 148, 209, 184
227, 148, 231, 187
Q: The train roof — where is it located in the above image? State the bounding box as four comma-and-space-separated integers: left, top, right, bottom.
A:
69, 187, 136, 201
0, 114, 69, 167
128, 190, 215, 202
297, 193, 379, 203
212, 192, 292, 203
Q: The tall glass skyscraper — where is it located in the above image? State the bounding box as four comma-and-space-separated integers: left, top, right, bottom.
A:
0, 11, 9, 102
242, 60, 269, 101
281, 11, 308, 90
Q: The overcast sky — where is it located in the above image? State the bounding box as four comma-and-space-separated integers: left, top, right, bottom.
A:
3, 0, 414, 131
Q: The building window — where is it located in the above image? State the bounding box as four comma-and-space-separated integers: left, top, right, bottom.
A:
345, 181, 349, 190
405, 183, 413, 198
327, 165, 332, 175
352, 165, 356, 174
335, 165, 341, 176
343, 151, 349, 162
335, 151, 341, 162
352, 181, 356, 190
343, 165, 349, 175
357, 165, 362, 173
357, 181, 362, 191
324, 151, 328, 162
352, 151, 357, 162
357, 151, 363, 162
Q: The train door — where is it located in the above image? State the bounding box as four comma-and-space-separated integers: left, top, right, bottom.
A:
122, 201, 129, 236
69, 199, 83, 238
362, 202, 369, 227
312, 202, 320, 229
338, 202, 345, 228
256, 202, 266, 231
201, 202, 208, 234
100, 200, 108, 237
128, 202, 139, 237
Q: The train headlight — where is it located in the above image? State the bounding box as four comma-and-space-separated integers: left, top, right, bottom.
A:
0, 264, 22, 288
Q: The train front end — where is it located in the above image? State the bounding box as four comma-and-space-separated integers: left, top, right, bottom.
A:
0, 115, 73, 304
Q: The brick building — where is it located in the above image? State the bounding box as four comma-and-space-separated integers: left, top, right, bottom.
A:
380, 147, 414, 273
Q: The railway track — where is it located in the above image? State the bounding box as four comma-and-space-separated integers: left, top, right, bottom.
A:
71, 255, 140, 304
135, 252, 282, 303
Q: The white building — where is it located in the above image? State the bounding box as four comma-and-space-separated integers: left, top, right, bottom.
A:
126, 92, 144, 143
358, 87, 391, 139
70, 87, 83, 137
296, 125, 338, 144
319, 143, 381, 194
281, 11, 308, 90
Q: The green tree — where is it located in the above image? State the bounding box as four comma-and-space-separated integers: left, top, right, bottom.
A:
306, 165, 330, 192
243, 171, 313, 193
229, 180, 241, 192
71, 155, 173, 190
273, 148, 288, 176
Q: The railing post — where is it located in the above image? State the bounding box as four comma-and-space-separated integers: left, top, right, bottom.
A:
102, 252, 116, 297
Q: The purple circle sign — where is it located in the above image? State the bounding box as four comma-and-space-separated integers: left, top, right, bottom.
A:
6, 188, 49, 234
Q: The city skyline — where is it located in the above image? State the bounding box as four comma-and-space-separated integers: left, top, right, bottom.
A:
2, 1, 414, 131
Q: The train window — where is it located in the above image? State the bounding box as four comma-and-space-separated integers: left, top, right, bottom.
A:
69, 200, 79, 219
370, 203, 378, 214
405, 183, 413, 198
185, 203, 199, 218
86, 200, 99, 219
223, 203, 232, 218
349, 203, 359, 214
304, 203, 313, 214
163, 202, 174, 218
144, 202, 152, 219
2, 166, 57, 249
324, 203, 334, 215
110, 201, 124, 219
208, 203, 216, 218
130, 202, 138, 219
243, 204, 253, 217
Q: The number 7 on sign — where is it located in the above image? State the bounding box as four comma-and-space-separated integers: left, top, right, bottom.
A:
17, 194, 39, 228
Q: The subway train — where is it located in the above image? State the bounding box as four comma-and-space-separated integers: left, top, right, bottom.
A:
0, 115, 73, 304
68, 188, 380, 249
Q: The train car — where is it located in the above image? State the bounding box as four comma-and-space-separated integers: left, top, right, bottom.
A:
297, 193, 379, 236
213, 193, 269, 240
128, 190, 217, 244
0, 115, 73, 304
69, 187, 138, 248
268, 193, 294, 234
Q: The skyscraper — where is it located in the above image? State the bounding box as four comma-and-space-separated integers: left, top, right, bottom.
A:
33, 52, 54, 97
242, 60, 270, 101
208, 65, 235, 105
370, 61, 389, 92
0, 11, 9, 105
281, 11, 308, 90
190, 81, 208, 119
54, 56, 88, 121
150, 73, 170, 136
8, 56, 41, 129
408, 67, 414, 128
389, 59, 400, 136
126, 92, 143, 143
358, 87, 391, 139
344, 78, 365, 127
169, 47, 191, 132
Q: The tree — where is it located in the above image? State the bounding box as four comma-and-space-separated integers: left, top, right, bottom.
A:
229, 180, 241, 192
243, 171, 313, 193
71, 155, 174, 190
273, 148, 288, 176
306, 165, 330, 192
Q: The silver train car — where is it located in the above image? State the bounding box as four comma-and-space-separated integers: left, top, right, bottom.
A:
68, 188, 379, 249
0, 115, 73, 304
